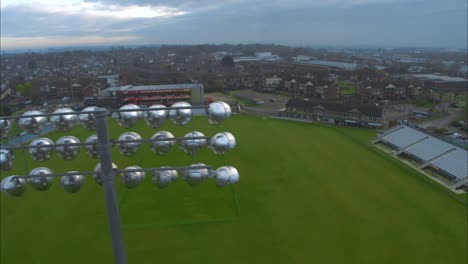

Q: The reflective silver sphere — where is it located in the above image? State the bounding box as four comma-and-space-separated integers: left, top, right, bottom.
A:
209, 132, 236, 155
179, 131, 207, 155
168, 102, 192, 126
117, 132, 142, 156
144, 105, 167, 128
1, 176, 27, 197
215, 166, 239, 187
152, 167, 178, 189
60, 172, 85, 193
182, 163, 210, 186
150, 131, 175, 155
0, 119, 12, 139
84, 134, 99, 159
121, 166, 145, 189
18, 110, 48, 134
55, 136, 81, 160
0, 148, 14, 171
79, 106, 98, 130
114, 104, 142, 128
29, 138, 54, 162
207, 101, 232, 125
214, 167, 230, 187
227, 168, 240, 184
94, 162, 118, 185
50, 108, 78, 132
28, 167, 54, 191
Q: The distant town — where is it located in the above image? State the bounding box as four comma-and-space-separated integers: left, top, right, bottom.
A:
1, 44, 467, 143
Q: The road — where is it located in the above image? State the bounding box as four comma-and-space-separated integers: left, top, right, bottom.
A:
418, 107, 463, 128
417, 107, 467, 136
243, 105, 280, 116
230, 90, 289, 116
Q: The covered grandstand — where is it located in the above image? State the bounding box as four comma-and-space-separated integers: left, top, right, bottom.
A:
374, 125, 468, 190
85, 83, 204, 108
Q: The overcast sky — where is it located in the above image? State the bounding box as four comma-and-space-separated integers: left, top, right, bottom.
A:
1, 0, 467, 50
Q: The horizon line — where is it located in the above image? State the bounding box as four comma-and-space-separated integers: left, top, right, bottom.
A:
1, 42, 467, 53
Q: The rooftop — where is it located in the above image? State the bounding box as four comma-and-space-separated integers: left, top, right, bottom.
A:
406, 74, 468, 82
100, 83, 203, 96
377, 125, 467, 180
298, 60, 358, 71
286, 98, 382, 117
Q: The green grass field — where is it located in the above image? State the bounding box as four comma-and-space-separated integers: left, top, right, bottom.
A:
339, 81, 357, 95
1, 115, 467, 264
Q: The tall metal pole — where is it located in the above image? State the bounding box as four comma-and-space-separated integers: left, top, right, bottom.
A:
94, 108, 127, 264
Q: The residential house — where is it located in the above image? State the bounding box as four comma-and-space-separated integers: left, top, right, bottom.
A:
82, 84, 101, 98
358, 85, 373, 99
383, 83, 396, 99
304, 81, 314, 97
358, 82, 410, 100
314, 85, 328, 98
264, 75, 282, 90
326, 82, 341, 99
313, 82, 340, 99
283, 78, 297, 93
71, 82, 82, 99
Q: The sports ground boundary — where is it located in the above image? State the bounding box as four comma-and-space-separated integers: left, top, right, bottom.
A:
333, 127, 468, 207
267, 115, 467, 207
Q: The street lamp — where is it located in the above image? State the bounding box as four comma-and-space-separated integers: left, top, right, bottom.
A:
0, 101, 238, 264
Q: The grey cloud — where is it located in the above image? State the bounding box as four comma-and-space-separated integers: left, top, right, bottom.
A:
82, 0, 231, 10
0, 5, 166, 38
129, 0, 467, 48
1, 0, 466, 49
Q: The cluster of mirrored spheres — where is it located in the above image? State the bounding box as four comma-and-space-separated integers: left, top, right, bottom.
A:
17, 130, 234, 162
0, 101, 231, 136
0, 164, 239, 196
0, 101, 239, 197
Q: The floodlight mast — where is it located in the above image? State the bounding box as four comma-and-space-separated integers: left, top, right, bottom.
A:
0, 101, 238, 264
94, 108, 127, 264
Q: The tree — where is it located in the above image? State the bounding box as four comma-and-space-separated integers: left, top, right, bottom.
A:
221, 55, 235, 67
16, 82, 32, 97
16, 84, 25, 94
356, 67, 377, 81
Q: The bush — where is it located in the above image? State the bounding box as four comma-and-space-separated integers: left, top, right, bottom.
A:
450, 120, 462, 127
